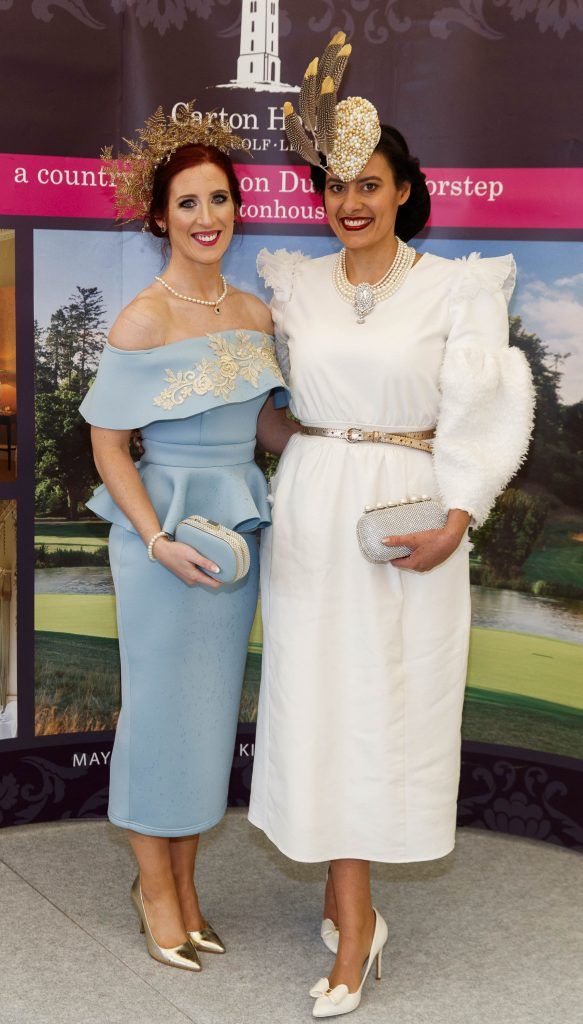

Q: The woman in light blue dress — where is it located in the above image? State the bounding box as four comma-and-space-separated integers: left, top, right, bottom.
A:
80, 132, 293, 970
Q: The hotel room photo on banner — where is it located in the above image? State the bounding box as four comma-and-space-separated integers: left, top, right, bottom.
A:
0, 0, 581, 838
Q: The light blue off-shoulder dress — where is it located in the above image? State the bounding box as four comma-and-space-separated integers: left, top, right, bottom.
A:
79, 330, 286, 837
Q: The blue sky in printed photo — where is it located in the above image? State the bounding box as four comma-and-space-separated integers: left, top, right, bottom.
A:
34, 230, 583, 404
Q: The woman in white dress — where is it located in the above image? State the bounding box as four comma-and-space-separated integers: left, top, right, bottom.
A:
249, 37, 534, 1020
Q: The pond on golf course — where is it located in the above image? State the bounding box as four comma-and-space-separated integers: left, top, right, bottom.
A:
35, 568, 583, 646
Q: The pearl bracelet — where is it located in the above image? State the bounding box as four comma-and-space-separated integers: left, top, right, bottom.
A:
147, 530, 172, 562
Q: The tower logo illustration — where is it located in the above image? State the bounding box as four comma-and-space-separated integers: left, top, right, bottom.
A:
218, 0, 299, 92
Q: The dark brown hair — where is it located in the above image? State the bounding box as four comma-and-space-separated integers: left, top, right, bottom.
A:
147, 143, 243, 237
310, 125, 431, 241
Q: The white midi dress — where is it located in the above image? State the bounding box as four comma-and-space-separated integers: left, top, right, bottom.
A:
249, 250, 534, 863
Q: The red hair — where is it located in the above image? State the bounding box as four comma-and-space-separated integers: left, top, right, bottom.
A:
147, 144, 242, 237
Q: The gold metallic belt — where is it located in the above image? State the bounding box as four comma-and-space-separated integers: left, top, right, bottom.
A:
299, 425, 436, 453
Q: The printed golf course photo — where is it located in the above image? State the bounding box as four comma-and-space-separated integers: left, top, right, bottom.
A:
33, 231, 583, 758
34, 518, 583, 758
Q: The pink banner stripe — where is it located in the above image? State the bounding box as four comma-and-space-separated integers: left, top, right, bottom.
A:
1, 154, 582, 229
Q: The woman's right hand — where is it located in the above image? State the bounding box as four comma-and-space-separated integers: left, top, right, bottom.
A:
153, 537, 223, 588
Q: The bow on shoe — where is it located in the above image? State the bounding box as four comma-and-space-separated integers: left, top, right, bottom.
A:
327, 985, 350, 1006
321, 918, 340, 953
309, 978, 330, 998
312, 985, 351, 1019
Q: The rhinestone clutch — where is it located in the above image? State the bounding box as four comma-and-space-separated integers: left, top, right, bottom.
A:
356, 496, 448, 562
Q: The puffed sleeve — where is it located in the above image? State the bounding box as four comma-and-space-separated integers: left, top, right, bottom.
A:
432, 253, 535, 526
257, 248, 310, 385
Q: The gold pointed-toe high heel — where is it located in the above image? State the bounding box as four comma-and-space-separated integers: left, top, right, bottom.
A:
131, 875, 202, 972
188, 923, 226, 954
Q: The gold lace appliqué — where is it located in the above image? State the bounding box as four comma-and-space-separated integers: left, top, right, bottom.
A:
153, 331, 285, 410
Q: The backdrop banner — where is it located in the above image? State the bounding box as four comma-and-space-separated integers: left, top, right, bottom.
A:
0, 1, 582, 849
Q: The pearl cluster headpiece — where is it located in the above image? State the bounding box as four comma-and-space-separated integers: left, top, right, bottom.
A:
101, 101, 247, 226
283, 33, 381, 183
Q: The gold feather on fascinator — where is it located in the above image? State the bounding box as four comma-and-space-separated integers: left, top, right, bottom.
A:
282, 35, 381, 182
298, 57, 318, 134
283, 102, 321, 167
314, 77, 337, 157
330, 43, 351, 92
315, 31, 346, 94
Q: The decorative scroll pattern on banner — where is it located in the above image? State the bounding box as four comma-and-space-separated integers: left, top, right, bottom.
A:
0, 749, 111, 826
458, 747, 583, 848
2, 0, 581, 38
312, 0, 583, 40
307, 0, 412, 40
1, 740, 583, 852
111, 0, 222, 32
431, 0, 583, 40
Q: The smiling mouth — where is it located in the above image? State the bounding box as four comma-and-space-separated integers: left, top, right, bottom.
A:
192, 231, 222, 247
340, 217, 373, 231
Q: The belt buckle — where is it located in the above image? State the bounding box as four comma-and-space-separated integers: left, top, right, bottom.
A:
345, 427, 363, 443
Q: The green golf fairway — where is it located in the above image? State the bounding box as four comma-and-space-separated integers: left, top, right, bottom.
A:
35, 535, 106, 550
34, 594, 264, 646
467, 628, 582, 710
35, 594, 118, 638
35, 520, 109, 551
35, 594, 582, 711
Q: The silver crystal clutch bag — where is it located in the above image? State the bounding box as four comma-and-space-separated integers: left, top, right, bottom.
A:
356, 495, 448, 562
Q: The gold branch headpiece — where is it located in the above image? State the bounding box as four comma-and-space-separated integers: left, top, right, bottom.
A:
283, 33, 381, 182
101, 101, 248, 226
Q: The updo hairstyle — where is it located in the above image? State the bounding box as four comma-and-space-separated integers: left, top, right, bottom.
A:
147, 143, 243, 238
310, 125, 430, 241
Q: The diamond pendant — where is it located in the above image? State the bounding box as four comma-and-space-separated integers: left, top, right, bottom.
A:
354, 283, 375, 324
214, 306, 221, 315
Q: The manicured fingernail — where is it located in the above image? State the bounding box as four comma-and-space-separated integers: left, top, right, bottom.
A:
211, 564, 220, 573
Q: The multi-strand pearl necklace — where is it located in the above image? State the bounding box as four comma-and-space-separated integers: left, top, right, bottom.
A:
155, 274, 228, 315
333, 237, 416, 323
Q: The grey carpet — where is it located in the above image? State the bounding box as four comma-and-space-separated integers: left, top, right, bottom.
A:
0, 810, 581, 1024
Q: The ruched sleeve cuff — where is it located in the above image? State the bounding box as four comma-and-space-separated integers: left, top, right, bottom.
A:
256, 248, 310, 385
433, 253, 535, 527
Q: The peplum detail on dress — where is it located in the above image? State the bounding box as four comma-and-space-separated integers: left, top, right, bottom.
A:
80, 331, 287, 535
87, 458, 273, 535
433, 253, 535, 526
257, 249, 311, 385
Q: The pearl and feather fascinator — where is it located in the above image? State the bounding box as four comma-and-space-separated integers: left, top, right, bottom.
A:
101, 101, 247, 225
283, 32, 381, 182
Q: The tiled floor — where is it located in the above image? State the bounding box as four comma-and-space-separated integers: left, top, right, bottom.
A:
0, 811, 581, 1024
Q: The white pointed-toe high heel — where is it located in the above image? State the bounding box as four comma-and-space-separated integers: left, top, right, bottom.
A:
311, 908, 388, 1018
321, 918, 340, 954
322, 867, 339, 953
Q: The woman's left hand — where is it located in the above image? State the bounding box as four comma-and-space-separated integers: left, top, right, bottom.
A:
383, 516, 469, 573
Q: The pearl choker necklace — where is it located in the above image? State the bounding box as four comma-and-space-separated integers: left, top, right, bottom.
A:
333, 238, 416, 323
155, 274, 228, 315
